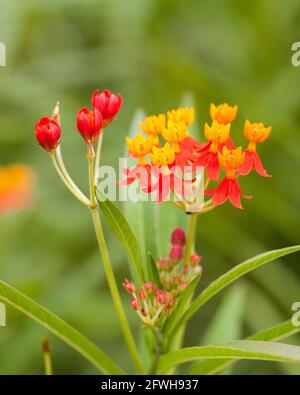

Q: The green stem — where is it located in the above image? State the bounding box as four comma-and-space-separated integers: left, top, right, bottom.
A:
50, 153, 90, 206
55, 146, 90, 206
87, 144, 97, 209
43, 351, 53, 375
183, 212, 198, 266
148, 328, 163, 374
163, 212, 199, 373
87, 144, 144, 374
90, 208, 144, 374
94, 133, 103, 183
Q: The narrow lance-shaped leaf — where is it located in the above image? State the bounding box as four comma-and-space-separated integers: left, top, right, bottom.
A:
163, 276, 201, 338
96, 190, 145, 283
157, 340, 300, 374
0, 280, 125, 375
190, 320, 300, 374
169, 245, 300, 337
147, 252, 162, 288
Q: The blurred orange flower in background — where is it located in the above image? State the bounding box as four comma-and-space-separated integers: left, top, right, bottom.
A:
0, 164, 35, 214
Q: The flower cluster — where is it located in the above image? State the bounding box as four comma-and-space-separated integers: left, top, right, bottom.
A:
123, 279, 176, 327
123, 103, 272, 209
202, 104, 271, 209
122, 108, 203, 202
156, 228, 202, 294
35, 89, 122, 151
123, 228, 202, 327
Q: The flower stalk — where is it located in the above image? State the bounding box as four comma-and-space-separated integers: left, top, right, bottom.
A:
183, 212, 198, 266
87, 140, 144, 374
40, 337, 53, 375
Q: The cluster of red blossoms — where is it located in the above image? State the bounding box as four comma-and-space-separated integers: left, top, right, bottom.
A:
156, 227, 202, 294
123, 103, 272, 209
123, 279, 176, 327
123, 228, 202, 327
35, 89, 122, 150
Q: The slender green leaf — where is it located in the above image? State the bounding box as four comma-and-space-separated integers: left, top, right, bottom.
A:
190, 320, 300, 374
0, 280, 125, 375
164, 276, 201, 337
158, 340, 300, 373
96, 190, 144, 282
201, 284, 247, 345
170, 245, 300, 337
147, 252, 162, 288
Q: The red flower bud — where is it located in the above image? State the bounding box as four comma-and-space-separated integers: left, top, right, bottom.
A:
122, 278, 135, 294
156, 256, 169, 271
169, 244, 184, 261
92, 89, 122, 126
171, 227, 186, 246
144, 281, 154, 291
130, 299, 139, 310
76, 107, 103, 143
182, 265, 189, 275
155, 290, 170, 305
35, 117, 61, 152
140, 307, 148, 317
190, 253, 202, 266
138, 289, 147, 300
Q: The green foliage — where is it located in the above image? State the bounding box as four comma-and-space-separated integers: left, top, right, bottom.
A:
0, 280, 124, 375
158, 340, 300, 374
170, 246, 300, 337
190, 320, 300, 374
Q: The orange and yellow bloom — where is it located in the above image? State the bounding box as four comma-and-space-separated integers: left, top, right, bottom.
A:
197, 120, 233, 180
139, 114, 166, 145
210, 103, 238, 124
122, 101, 272, 208
205, 146, 250, 209
238, 120, 272, 177
126, 133, 155, 165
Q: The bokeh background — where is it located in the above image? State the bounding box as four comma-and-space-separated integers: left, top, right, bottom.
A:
0, 0, 300, 374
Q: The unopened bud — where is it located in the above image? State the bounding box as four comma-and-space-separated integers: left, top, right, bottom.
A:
190, 253, 202, 266
130, 299, 139, 310
138, 289, 147, 300
122, 278, 135, 294
169, 244, 184, 261
171, 227, 186, 246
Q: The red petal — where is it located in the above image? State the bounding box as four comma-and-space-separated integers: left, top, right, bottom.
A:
253, 152, 272, 178
211, 177, 230, 205
206, 153, 220, 181
237, 151, 254, 176
224, 138, 235, 150
228, 179, 243, 209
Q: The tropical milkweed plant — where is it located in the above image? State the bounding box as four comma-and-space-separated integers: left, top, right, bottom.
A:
0, 89, 299, 375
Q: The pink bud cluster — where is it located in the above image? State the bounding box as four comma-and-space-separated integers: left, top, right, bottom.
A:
156, 228, 202, 295
122, 279, 176, 327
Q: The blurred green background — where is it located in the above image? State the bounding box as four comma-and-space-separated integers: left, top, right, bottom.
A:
0, 0, 300, 374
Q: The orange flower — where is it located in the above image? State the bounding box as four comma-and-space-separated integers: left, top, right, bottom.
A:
167, 107, 195, 126
244, 120, 272, 148
198, 121, 233, 180
161, 120, 189, 153
218, 146, 245, 179
238, 120, 272, 177
125, 133, 155, 165
0, 164, 35, 214
205, 147, 251, 209
210, 103, 238, 124
139, 114, 166, 145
